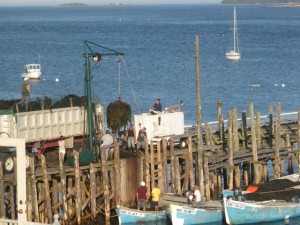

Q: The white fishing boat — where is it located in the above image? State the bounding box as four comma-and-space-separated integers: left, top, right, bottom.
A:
226, 7, 241, 60
21, 63, 42, 79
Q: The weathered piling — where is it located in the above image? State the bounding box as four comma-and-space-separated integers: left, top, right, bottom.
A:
2, 100, 300, 225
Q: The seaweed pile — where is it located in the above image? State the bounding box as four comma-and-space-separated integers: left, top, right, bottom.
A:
0, 94, 86, 113
244, 179, 300, 201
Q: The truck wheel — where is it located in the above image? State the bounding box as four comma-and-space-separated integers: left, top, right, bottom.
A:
179, 139, 187, 149
4, 156, 14, 174
4, 154, 32, 174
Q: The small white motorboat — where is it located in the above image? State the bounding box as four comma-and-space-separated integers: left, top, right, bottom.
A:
22, 63, 42, 79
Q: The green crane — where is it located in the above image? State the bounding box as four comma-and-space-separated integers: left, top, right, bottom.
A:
68, 40, 124, 165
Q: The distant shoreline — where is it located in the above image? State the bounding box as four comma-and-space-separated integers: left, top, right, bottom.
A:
275, 3, 300, 7
58, 3, 125, 7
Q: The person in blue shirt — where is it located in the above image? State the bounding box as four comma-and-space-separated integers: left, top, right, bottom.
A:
150, 99, 162, 125
151, 98, 162, 113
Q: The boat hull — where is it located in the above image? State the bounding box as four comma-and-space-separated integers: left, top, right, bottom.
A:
226, 51, 241, 60
22, 71, 42, 79
116, 206, 167, 224
168, 203, 224, 225
224, 197, 300, 224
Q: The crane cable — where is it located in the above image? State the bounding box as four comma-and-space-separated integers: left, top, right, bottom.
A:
121, 58, 143, 115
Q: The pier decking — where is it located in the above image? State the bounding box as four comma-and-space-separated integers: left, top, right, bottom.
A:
1, 102, 300, 225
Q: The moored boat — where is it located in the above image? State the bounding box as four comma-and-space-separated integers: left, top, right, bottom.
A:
226, 7, 241, 60
116, 205, 167, 224
223, 196, 300, 225
169, 203, 224, 225
21, 63, 42, 79
159, 194, 224, 225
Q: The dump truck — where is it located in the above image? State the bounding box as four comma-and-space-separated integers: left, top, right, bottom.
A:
0, 104, 104, 173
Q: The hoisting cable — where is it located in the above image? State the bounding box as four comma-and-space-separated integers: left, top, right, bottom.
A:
121, 58, 143, 114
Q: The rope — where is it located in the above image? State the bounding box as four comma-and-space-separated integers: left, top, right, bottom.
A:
122, 58, 142, 114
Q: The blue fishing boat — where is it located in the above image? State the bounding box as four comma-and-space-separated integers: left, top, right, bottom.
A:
168, 202, 224, 225
116, 205, 167, 224
223, 197, 300, 224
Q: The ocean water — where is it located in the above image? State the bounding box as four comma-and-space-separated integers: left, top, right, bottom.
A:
1, 4, 300, 126
1, 5, 300, 224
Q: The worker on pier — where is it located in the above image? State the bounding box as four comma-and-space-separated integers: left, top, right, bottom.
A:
150, 98, 162, 125
193, 185, 205, 207
125, 123, 136, 152
136, 127, 147, 151
17, 77, 31, 111
58, 135, 66, 161
151, 182, 161, 210
101, 130, 114, 160
136, 181, 148, 211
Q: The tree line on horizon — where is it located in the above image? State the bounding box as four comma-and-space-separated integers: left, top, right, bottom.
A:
222, 0, 300, 4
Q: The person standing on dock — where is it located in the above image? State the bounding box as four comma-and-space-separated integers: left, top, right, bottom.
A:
58, 135, 66, 161
101, 130, 114, 160
136, 127, 147, 151
136, 181, 148, 211
151, 182, 161, 210
18, 77, 31, 111
125, 123, 136, 152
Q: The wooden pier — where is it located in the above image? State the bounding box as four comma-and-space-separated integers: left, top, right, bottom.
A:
1, 102, 300, 225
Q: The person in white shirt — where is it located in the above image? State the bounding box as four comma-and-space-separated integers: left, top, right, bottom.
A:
193, 185, 205, 207
101, 130, 114, 160
58, 135, 66, 161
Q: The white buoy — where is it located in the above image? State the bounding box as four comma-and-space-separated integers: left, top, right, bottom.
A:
275, 84, 278, 87
55, 78, 59, 82
282, 83, 285, 87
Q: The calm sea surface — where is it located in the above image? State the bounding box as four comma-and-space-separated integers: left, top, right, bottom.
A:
1, 4, 300, 224
1, 4, 300, 126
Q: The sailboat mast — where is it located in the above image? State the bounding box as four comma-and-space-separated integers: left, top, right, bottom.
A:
233, 7, 236, 52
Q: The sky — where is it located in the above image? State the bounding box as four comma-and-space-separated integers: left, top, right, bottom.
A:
0, 0, 221, 7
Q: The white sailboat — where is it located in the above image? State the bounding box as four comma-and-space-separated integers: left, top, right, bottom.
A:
226, 7, 241, 60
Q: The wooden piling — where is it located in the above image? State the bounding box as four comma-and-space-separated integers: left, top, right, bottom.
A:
203, 156, 210, 201
256, 112, 262, 149
30, 157, 39, 222
10, 184, 15, 220
170, 138, 176, 193
174, 156, 181, 194
0, 162, 5, 218
217, 100, 223, 141
269, 105, 274, 148
150, 142, 155, 189
227, 111, 234, 190
41, 154, 53, 224
156, 141, 164, 193
242, 110, 248, 149
145, 139, 150, 190
59, 155, 68, 224
90, 163, 96, 219
274, 102, 281, 178
249, 102, 260, 184
188, 135, 195, 189
114, 145, 121, 205
162, 139, 168, 192
233, 108, 239, 153
100, 146, 110, 225
234, 165, 241, 188
74, 152, 82, 225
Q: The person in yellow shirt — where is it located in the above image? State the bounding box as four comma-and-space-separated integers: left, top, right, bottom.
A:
151, 182, 161, 210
